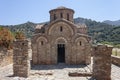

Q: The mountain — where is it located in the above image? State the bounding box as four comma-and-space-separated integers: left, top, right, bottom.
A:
0, 21, 37, 38
74, 17, 119, 43
0, 17, 120, 46
103, 20, 120, 26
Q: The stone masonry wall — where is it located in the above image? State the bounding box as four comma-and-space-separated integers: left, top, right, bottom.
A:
93, 45, 113, 80
0, 48, 13, 67
111, 55, 120, 66
13, 39, 30, 77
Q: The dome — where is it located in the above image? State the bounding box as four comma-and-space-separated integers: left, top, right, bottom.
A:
49, 6, 74, 13
56, 6, 67, 9
49, 6, 74, 22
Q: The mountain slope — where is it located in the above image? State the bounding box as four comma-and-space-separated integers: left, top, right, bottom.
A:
0, 17, 120, 45
103, 20, 120, 26
1, 21, 37, 38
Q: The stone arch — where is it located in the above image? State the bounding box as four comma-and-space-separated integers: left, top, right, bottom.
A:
55, 37, 67, 44
75, 37, 88, 46
36, 36, 48, 64
47, 20, 75, 36
54, 37, 68, 63
73, 37, 89, 64
36, 36, 48, 45
36, 36, 48, 43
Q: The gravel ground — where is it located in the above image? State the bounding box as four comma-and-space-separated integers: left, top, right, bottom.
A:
0, 63, 120, 80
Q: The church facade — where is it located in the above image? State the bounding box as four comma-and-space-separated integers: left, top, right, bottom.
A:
31, 7, 92, 65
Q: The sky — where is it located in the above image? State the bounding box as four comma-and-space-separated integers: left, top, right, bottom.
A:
0, 0, 120, 25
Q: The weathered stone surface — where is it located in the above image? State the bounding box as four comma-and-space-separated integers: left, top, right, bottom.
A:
92, 45, 113, 80
13, 39, 30, 77
69, 72, 92, 77
111, 55, 120, 66
0, 47, 13, 67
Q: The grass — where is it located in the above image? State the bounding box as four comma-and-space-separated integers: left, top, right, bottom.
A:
112, 48, 120, 57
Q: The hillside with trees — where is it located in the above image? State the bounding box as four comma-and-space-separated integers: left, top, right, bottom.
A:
103, 20, 120, 26
1, 17, 120, 47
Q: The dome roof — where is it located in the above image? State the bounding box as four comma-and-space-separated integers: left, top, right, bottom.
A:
49, 6, 74, 13
56, 6, 67, 9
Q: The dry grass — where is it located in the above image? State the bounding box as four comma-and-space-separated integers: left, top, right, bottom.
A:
112, 48, 120, 57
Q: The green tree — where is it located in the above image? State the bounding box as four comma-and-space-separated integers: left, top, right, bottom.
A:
15, 31, 26, 40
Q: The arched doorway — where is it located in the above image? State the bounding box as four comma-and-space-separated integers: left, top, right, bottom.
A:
57, 44, 65, 63
56, 37, 67, 63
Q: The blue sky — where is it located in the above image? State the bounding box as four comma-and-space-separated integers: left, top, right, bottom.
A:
0, 0, 120, 25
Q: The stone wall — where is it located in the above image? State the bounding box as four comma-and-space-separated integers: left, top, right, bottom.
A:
111, 55, 120, 66
13, 39, 30, 77
0, 47, 13, 67
92, 45, 113, 80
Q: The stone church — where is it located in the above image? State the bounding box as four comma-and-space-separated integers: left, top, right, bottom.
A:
31, 6, 92, 65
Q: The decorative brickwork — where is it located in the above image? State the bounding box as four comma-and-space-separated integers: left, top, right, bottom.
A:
92, 45, 113, 80
13, 39, 30, 77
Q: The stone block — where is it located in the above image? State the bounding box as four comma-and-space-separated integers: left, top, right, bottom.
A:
92, 45, 113, 80
13, 39, 30, 77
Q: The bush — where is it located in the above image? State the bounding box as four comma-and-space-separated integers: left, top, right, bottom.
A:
0, 27, 14, 49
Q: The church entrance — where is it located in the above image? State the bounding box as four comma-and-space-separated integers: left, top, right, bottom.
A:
57, 44, 65, 63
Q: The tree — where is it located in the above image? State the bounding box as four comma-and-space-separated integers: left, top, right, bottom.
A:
15, 31, 26, 40
0, 27, 14, 49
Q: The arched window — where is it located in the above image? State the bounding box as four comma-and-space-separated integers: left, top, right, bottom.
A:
60, 13, 63, 18
60, 26, 63, 32
67, 13, 69, 20
41, 41, 44, 45
79, 41, 82, 46
54, 14, 57, 20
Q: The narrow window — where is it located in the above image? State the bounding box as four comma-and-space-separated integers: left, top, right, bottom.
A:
41, 41, 43, 45
79, 41, 82, 46
60, 26, 63, 32
54, 14, 57, 20
67, 13, 69, 20
60, 13, 63, 18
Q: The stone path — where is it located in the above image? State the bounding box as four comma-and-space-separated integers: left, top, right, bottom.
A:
30, 63, 92, 80
111, 65, 120, 80
0, 64, 120, 80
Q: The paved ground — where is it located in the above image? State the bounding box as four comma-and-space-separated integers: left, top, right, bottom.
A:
0, 64, 120, 80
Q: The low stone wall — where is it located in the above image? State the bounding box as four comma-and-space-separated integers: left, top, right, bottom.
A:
111, 55, 120, 66
69, 72, 92, 77
0, 48, 13, 67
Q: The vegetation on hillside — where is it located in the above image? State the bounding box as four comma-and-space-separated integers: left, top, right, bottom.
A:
15, 31, 26, 40
0, 26, 26, 49
74, 17, 120, 47
1, 17, 120, 47
3, 21, 36, 38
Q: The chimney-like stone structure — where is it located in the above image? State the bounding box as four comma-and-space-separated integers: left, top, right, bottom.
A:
92, 45, 113, 80
13, 39, 30, 77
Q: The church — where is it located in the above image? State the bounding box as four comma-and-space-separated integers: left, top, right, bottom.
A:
31, 6, 92, 65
